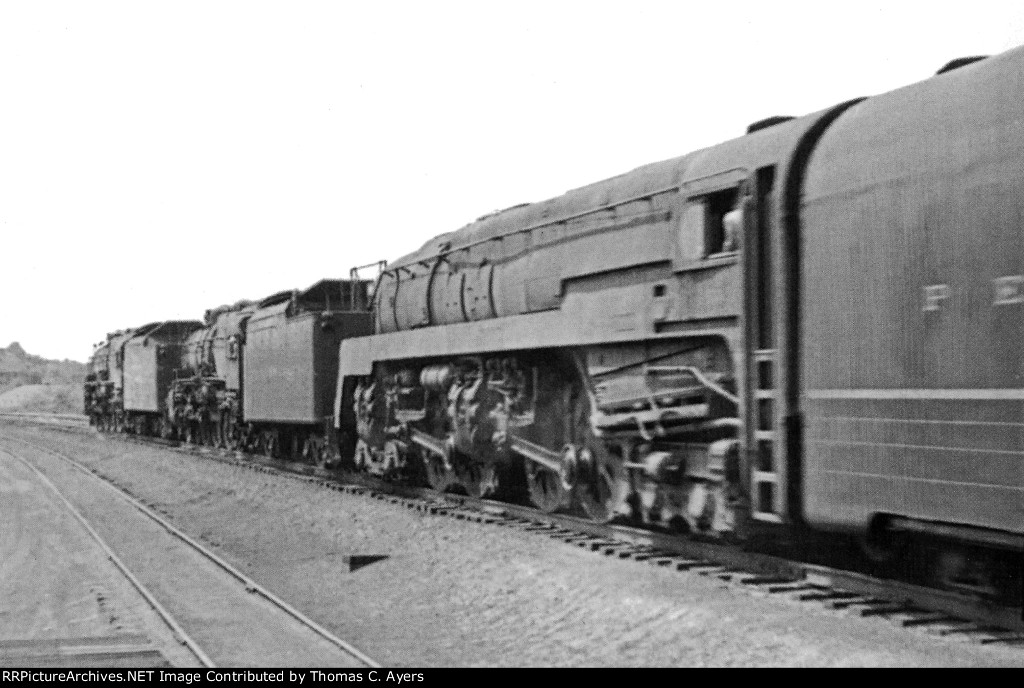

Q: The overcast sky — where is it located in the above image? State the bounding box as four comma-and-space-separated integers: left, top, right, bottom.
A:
3, 1, 1024, 362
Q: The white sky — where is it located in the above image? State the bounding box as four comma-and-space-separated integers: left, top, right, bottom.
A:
2, 1, 1024, 362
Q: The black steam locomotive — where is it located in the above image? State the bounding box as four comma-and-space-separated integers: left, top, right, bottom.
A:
86, 48, 1023, 596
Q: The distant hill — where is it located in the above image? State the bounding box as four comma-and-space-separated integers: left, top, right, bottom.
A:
0, 342, 86, 413
0, 384, 83, 414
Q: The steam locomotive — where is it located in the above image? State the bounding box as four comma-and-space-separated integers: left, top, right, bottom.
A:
86, 47, 1023, 595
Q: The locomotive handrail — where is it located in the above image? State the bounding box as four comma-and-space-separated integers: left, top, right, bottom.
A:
349, 260, 388, 311
385, 183, 683, 273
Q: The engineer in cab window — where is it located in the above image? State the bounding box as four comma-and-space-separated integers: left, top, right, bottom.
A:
722, 202, 743, 253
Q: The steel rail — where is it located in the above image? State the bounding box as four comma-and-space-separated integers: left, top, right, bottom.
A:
0, 411, 88, 425
5, 435, 381, 669
0, 446, 215, 668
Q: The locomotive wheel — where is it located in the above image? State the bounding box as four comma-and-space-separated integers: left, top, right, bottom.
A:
214, 415, 226, 448
201, 421, 216, 447
423, 436, 458, 491
287, 431, 301, 461
423, 452, 451, 491
456, 461, 498, 499
574, 445, 627, 523
857, 517, 911, 578
568, 394, 628, 523
526, 461, 568, 513
302, 437, 321, 465
260, 430, 280, 459
219, 415, 240, 450
353, 439, 373, 472
320, 441, 341, 470
382, 440, 404, 477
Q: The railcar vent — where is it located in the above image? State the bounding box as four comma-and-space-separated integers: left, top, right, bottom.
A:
936, 56, 988, 75
746, 116, 794, 135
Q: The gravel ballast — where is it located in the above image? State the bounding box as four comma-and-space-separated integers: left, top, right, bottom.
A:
4, 423, 1022, 667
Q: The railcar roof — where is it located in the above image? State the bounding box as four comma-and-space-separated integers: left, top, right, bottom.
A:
126, 320, 205, 343
804, 47, 1017, 203
258, 290, 295, 308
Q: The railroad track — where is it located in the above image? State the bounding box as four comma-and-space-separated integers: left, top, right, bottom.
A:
5, 416, 1023, 647
1, 434, 379, 669
0, 411, 89, 427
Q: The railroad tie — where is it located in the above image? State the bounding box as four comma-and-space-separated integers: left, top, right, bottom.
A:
736, 575, 794, 587
829, 596, 886, 610
858, 602, 917, 618
898, 612, 959, 628
797, 589, 860, 602
979, 632, 1024, 645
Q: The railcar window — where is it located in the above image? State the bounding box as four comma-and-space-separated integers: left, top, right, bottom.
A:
703, 188, 740, 257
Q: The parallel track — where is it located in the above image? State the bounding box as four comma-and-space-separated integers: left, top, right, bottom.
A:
3, 431, 380, 669
0, 411, 89, 426
5, 415, 1023, 647
0, 445, 212, 668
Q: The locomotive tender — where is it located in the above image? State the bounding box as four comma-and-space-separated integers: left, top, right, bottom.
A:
87, 280, 372, 459
86, 47, 1023, 588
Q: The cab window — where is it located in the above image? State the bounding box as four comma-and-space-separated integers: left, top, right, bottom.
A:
675, 185, 742, 270
702, 187, 741, 256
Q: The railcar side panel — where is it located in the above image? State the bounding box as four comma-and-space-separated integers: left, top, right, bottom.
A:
245, 307, 371, 424
122, 342, 160, 412
800, 49, 1024, 538
244, 307, 317, 423
122, 322, 203, 414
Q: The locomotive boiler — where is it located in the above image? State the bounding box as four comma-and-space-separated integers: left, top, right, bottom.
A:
335, 46, 1024, 579
167, 300, 256, 446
